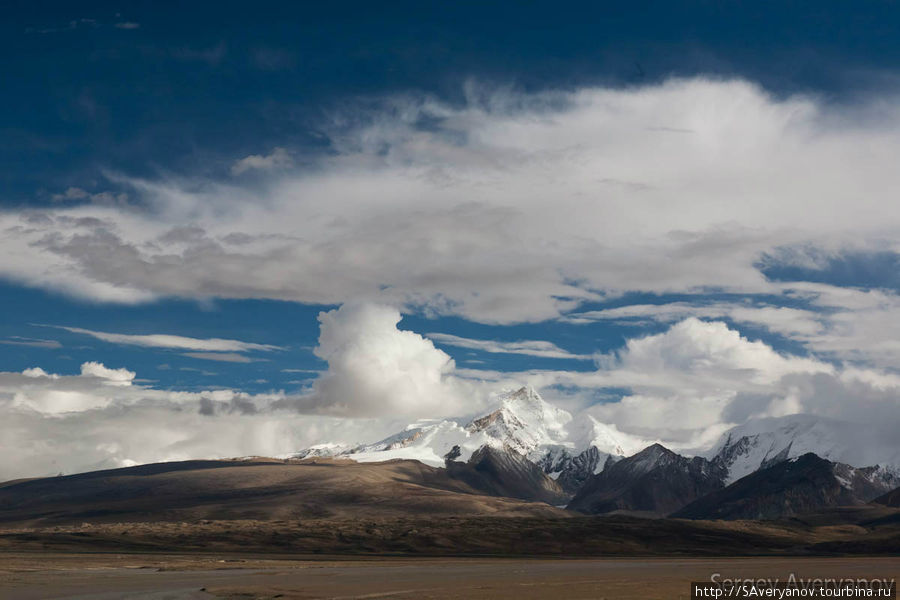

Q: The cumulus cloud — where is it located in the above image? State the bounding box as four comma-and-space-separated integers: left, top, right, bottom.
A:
297, 303, 484, 417
470, 318, 842, 446
567, 302, 825, 338
53, 325, 281, 352
10, 362, 135, 414
22, 367, 56, 379
601, 318, 829, 383
79, 361, 136, 386
230, 147, 293, 175
563, 286, 900, 370
426, 332, 591, 360
582, 319, 832, 444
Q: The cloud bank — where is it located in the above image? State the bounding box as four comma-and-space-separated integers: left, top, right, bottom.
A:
5, 77, 900, 329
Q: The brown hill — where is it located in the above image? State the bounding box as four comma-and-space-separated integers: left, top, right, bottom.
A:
0, 457, 568, 528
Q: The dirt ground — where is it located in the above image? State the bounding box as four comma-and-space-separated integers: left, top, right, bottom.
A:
1, 554, 897, 600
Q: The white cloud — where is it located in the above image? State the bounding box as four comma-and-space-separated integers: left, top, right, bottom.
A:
426, 332, 591, 360
1, 393, 401, 482
182, 352, 259, 363
0, 337, 62, 349
568, 302, 825, 338
561, 285, 900, 372
22, 367, 56, 379
10, 362, 135, 414
784, 283, 900, 367
0, 358, 404, 480
54, 325, 280, 352
298, 303, 486, 417
79, 361, 136, 386
230, 147, 293, 175
605, 318, 830, 382
8, 76, 900, 477
581, 319, 831, 443
51, 187, 129, 206
4, 77, 900, 328
459, 318, 839, 446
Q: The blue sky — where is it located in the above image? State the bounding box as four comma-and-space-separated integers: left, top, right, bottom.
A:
5, 1, 900, 478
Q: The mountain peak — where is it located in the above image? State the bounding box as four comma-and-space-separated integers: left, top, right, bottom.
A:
496, 386, 549, 417
626, 443, 680, 473
568, 442, 726, 516
644, 443, 671, 455
466, 386, 571, 456
504, 385, 541, 403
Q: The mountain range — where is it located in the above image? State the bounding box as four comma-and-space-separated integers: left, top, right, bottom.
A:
293, 386, 900, 519
2, 386, 897, 529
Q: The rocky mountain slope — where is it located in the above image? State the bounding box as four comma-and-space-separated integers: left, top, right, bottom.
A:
567, 444, 727, 516
445, 446, 569, 505
675, 453, 899, 520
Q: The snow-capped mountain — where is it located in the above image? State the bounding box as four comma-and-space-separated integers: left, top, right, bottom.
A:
292, 386, 650, 491
326, 386, 570, 468
293, 442, 353, 459
292, 390, 900, 504
465, 386, 571, 458
709, 414, 900, 484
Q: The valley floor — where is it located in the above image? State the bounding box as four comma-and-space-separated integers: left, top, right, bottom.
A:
1, 554, 898, 600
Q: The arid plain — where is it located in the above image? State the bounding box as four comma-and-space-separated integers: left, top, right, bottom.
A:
1, 459, 899, 599
1, 554, 898, 600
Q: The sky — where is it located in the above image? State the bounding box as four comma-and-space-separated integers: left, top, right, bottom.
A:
5, 1, 900, 479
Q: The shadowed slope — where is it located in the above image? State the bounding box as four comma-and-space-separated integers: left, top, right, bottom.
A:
873, 485, 900, 507
567, 444, 726, 516
0, 458, 569, 527
675, 453, 896, 520
445, 446, 569, 505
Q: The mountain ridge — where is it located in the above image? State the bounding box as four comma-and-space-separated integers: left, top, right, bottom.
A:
567, 443, 728, 516
675, 453, 900, 520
